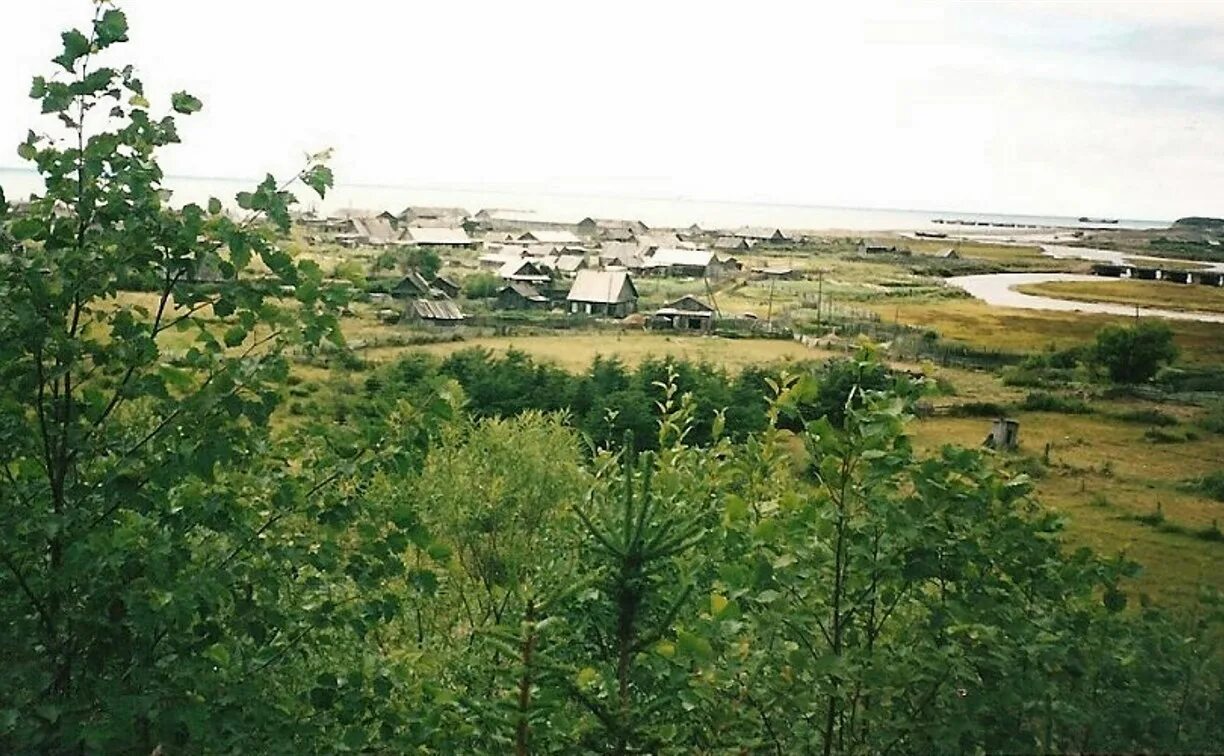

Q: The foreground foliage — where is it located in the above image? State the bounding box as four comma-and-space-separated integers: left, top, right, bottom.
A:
2, 5, 1223, 753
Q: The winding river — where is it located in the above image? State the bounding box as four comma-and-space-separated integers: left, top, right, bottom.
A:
947, 246, 1224, 324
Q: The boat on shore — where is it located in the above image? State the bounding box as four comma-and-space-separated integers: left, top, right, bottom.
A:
1078, 216, 1119, 224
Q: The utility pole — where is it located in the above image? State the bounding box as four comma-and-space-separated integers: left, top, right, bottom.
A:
766, 275, 776, 333
815, 269, 824, 328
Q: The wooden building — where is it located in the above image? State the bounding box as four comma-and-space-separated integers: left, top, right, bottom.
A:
653, 295, 716, 332
566, 270, 638, 317
495, 281, 549, 310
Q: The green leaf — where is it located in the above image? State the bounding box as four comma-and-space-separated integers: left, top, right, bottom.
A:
223, 325, 247, 348
96, 9, 129, 47
16, 143, 36, 161
301, 164, 334, 199
53, 29, 91, 72
677, 630, 713, 659
208, 197, 222, 215
204, 643, 231, 667
29, 76, 46, 99
170, 90, 203, 114
129, 93, 149, 109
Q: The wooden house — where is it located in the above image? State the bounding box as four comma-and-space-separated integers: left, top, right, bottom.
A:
734, 227, 790, 243
576, 217, 649, 239
391, 270, 437, 299
641, 247, 725, 278
714, 235, 753, 252
518, 229, 582, 245
566, 270, 638, 317
432, 275, 462, 299
498, 258, 551, 284
653, 295, 716, 332
398, 206, 469, 226
495, 281, 549, 310
401, 226, 476, 248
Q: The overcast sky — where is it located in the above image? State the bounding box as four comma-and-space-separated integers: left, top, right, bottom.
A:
3, 1, 1223, 219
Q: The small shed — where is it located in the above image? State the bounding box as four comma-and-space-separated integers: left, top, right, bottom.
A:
983, 418, 1020, 451
654, 295, 716, 332
495, 281, 549, 310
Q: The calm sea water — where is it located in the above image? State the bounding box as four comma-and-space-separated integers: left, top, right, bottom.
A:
0, 168, 1169, 233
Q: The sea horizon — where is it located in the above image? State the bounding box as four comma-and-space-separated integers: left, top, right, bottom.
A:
0, 165, 1171, 233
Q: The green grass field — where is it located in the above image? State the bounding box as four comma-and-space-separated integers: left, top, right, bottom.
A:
1017, 279, 1224, 315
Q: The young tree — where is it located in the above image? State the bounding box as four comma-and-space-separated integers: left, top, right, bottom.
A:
1093, 320, 1178, 383
0, 5, 429, 751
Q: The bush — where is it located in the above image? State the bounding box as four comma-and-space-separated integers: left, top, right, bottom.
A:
1187, 471, 1224, 502
1020, 391, 1091, 414
1001, 365, 1075, 388
1144, 427, 1189, 444
462, 272, 502, 298
948, 401, 1010, 417
1093, 321, 1178, 383
1199, 403, 1224, 434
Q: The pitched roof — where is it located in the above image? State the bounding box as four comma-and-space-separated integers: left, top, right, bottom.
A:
520, 229, 582, 244
578, 217, 649, 232
393, 270, 433, 296
498, 259, 549, 281
636, 232, 681, 248
657, 295, 715, 317
714, 235, 751, 250
645, 247, 714, 268
734, 227, 788, 241
599, 241, 645, 268
402, 226, 473, 245
398, 206, 469, 221
409, 299, 464, 321
555, 254, 587, 272
567, 270, 637, 304
499, 281, 547, 302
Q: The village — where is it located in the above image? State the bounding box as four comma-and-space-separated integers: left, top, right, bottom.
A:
299, 205, 819, 331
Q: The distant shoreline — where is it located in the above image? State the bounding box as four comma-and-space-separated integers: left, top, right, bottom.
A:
0, 166, 1170, 233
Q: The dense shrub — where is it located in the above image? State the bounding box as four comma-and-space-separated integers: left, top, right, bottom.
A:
948, 401, 1011, 417
1021, 391, 1092, 414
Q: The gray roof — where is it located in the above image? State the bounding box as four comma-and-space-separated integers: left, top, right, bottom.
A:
500, 281, 547, 302
714, 235, 751, 249
735, 227, 788, 241
402, 226, 473, 245
410, 299, 464, 321
520, 229, 582, 245
566, 270, 637, 304
399, 206, 469, 221
645, 247, 714, 268
636, 232, 681, 248
657, 295, 715, 317
498, 259, 549, 281
555, 254, 587, 273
